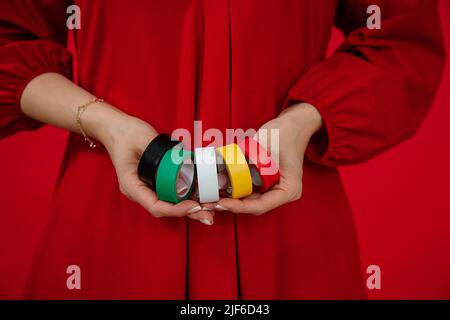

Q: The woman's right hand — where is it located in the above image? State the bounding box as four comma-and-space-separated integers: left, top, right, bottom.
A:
85, 103, 215, 225
20, 73, 214, 225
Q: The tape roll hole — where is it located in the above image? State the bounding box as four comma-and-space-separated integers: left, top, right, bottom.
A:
250, 165, 263, 187
176, 156, 195, 198
216, 153, 232, 194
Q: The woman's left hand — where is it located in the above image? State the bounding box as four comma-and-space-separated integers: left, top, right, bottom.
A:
215, 102, 323, 215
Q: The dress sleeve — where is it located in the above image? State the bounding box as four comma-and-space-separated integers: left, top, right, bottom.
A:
282, 0, 446, 167
0, 0, 72, 138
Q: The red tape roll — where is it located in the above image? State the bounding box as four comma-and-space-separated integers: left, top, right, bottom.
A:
238, 137, 280, 192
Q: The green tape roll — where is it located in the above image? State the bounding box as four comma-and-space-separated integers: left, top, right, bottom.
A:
156, 147, 195, 204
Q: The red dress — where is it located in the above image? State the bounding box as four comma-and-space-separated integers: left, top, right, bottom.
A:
0, 0, 445, 299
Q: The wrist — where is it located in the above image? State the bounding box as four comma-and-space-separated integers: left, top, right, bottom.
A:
84, 104, 157, 152
81, 102, 130, 147
278, 102, 323, 138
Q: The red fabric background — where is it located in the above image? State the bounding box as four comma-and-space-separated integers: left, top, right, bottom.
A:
0, 1, 449, 299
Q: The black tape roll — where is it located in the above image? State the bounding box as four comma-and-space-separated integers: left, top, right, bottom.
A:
137, 133, 180, 190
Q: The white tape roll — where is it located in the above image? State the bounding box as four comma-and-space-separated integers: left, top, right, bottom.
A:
195, 147, 220, 203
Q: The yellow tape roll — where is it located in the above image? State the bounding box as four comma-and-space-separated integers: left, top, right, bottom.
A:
216, 143, 253, 199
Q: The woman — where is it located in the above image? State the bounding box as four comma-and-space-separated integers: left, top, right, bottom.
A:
0, 0, 445, 299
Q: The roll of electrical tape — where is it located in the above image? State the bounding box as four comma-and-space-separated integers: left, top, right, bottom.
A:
194, 147, 220, 203
156, 147, 196, 204
238, 137, 280, 192
137, 133, 180, 190
216, 144, 253, 199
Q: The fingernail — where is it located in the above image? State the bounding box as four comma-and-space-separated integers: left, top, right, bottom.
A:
201, 206, 213, 212
188, 206, 202, 214
215, 205, 228, 211
200, 219, 213, 226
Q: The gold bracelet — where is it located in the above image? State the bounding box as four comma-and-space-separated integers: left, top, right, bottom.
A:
76, 97, 104, 148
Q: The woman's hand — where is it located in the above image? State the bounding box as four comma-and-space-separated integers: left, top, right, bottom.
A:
215, 102, 323, 215
84, 104, 215, 225
20, 73, 214, 225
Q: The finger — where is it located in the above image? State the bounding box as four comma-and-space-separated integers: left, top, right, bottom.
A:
122, 174, 201, 217
187, 203, 216, 224
152, 199, 202, 218
187, 210, 215, 225
124, 178, 159, 213
200, 203, 217, 210
216, 176, 292, 215
217, 188, 290, 215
